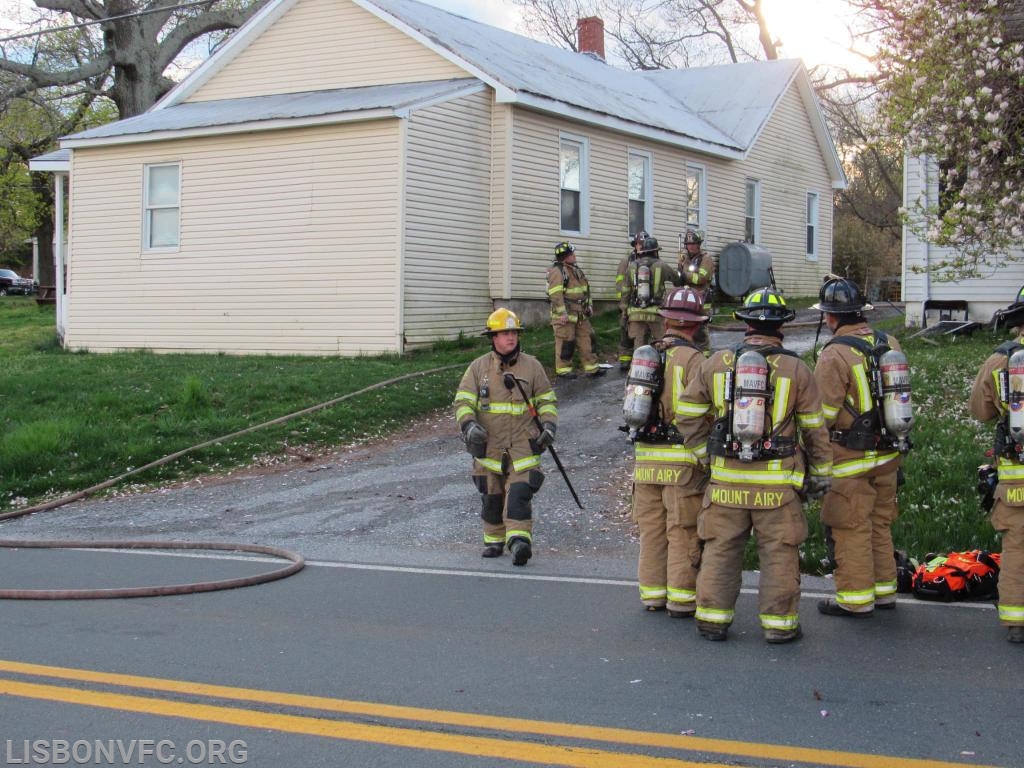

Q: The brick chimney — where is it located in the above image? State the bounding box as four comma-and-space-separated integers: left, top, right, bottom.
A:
577, 16, 605, 61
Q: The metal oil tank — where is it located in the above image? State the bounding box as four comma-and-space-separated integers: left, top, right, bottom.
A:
717, 242, 774, 297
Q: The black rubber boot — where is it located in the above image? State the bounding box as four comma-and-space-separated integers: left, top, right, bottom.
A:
818, 599, 872, 618
510, 539, 532, 566
481, 543, 504, 558
697, 621, 728, 641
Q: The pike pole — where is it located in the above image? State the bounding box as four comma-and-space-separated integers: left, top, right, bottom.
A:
504, 373, 584, 510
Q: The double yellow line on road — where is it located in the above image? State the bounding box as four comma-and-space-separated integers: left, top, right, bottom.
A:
0, 660, 995, 768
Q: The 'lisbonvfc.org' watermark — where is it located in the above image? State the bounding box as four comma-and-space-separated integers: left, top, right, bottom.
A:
6, 739, 247, 764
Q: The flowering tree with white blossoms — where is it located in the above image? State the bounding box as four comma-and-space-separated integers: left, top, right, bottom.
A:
875, 0, 1024, 277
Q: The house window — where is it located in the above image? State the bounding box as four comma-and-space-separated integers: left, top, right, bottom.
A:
628, 151, 652, 237
744, 179, 760, 244
143, 163, 180, 250
560, 134, 588, 233
806, 191, 819, 260
685, 163, 706, 232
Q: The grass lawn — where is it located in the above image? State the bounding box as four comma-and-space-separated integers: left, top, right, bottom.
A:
0, 296, 1005, 570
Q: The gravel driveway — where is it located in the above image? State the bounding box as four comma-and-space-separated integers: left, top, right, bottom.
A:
0, 304, 905, 582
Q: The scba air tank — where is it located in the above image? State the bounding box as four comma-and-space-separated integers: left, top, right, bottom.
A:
636, 263, 652, 306
732, 350, 769, 462
1007, 349, 1024, 445
622, 345, 661, 432
879, 349, 914, 453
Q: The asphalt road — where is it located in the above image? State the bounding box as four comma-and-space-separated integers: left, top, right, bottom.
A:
5, 301, 1016, 768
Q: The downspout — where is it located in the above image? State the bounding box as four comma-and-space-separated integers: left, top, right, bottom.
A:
54, 172, 67, 343
921, 153, 931, 322
396, 112, 409, 355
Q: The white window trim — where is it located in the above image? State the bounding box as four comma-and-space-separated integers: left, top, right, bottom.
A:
806, 190, 819, 261
745, 178, 761, 244
143, 162, 181, 252
685, 162, 707, 233
628, 149, 654, 236
559, 132, 589, 236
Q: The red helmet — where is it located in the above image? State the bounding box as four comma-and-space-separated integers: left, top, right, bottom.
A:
658, 287, 708, 323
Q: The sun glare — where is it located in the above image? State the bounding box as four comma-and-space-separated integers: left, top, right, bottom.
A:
761, 0, 875, 74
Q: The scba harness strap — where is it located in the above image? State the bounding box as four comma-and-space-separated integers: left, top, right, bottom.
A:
629, 258, 660, 309
706, 344, 799, 460
822, 331, 896, 451
635, 337, 703, 444
992, 341, 1024, 461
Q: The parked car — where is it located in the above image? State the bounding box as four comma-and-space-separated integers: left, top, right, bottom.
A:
0, 269, 35, 296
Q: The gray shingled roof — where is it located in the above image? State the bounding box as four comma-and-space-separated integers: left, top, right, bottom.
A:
64, 78, 479, 143
360, 0, 748, 152
52, 0, 840, 182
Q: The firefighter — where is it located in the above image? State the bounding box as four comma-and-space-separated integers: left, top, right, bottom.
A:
628, 287, 711, 616
969, 286, 1024, 643
813, 277, 905, 617
624, 236, 681, 354
675, 288, 833, 643
547, 242, 603, 379
678, 229, 716, 351
454, 309, 558, 566
616, 232, 647, 371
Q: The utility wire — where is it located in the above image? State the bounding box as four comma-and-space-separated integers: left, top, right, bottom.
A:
0, 0, 220, 44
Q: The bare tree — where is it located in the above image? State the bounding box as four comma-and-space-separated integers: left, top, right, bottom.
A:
513, 0, 778, 68
0, 1, 269, 285
1, 0, 271, 119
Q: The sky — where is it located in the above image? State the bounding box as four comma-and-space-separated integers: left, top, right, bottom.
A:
425, 0, 873, 74
0, 0, 873, 75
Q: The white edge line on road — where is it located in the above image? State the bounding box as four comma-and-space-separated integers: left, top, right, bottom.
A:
43, 546, 996, 610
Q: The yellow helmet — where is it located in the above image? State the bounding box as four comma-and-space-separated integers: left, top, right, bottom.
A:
483, 308, 523, 335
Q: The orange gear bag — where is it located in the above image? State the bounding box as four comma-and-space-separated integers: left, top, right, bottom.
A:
911, 550, 1001, 602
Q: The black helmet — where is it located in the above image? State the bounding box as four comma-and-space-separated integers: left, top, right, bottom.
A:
812, 277, 873, 314
639, 236, 660, 254
554, 241, 575, 259
733, 287, 796, 324
629, 230, 648, 246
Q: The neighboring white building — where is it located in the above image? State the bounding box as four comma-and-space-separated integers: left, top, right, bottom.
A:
32, 0, 845, 356
902, 153, 1024, 327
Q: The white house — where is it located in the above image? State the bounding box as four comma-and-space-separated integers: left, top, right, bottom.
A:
31, 0, 845, 356
902, 153, 1024, 327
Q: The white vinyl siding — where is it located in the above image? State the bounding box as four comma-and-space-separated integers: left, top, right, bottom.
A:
902, 153, 1024, 325
403, 91, 493, 347
703, 85, 834, 297
506, 104, 838, 307
508, 111, 702, 307
187, 0, 467, 102
510, 111, 638, 306
489, 103, 513, 299
65, 121, 404, 355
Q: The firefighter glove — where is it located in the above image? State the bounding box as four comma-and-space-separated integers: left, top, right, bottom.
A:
536, 422, 557, 450
804, 475, 832, 500
462, 420, 487, 448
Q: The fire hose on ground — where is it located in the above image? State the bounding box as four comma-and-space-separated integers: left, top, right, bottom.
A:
0, 364, 465, 600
